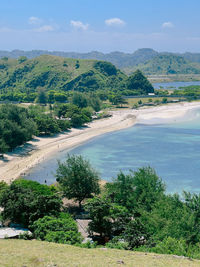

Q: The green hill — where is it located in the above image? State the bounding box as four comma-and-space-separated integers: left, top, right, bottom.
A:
127, 54, 200, 75
0, 55, 127, 99
0, 55, 155, 102
0, 239, 199, 267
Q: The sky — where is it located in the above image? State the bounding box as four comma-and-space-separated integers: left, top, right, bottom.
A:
1, 0, 200, 53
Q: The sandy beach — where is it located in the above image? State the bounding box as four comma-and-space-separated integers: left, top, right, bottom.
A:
1, 101, 200, 183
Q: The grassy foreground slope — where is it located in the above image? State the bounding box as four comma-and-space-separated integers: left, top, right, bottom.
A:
0, 240, 199, 267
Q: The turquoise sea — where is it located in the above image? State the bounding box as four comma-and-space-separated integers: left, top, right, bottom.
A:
26, 107, 200, 195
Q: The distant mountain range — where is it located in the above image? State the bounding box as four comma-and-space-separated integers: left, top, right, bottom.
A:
0, 48, 158, 68
126, 54, 200, 75
1, 48, 200, 75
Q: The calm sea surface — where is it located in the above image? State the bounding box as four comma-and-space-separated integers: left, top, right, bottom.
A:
153, 81, 200, 89
26, 107, 200, 194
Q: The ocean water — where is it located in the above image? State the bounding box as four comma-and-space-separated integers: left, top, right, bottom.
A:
26, 108, 200, 194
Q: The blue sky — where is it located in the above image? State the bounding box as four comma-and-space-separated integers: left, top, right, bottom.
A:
0, 0, 200, 53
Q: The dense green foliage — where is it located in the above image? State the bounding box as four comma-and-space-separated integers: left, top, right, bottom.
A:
54, 103, 93, 128
127, 70, 154, 94
84, 166, 200, 258
173, 85, 200, 99
31, 213, 82, 244
0, 97, 100, 153
85, 197, 130, 239
0, 179, 62, 227
0, 104, 38, 152
105, 167, 165, 213
56, 154, 100, 208
0, 104, 70, 152
85, 167, 165, 243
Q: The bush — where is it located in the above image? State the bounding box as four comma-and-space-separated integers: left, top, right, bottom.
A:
32, 213, 82, 244
78, 241, 98, 249
45, 231, 81, 244
150, 237, 187, 256
137, 237, 200, 259
106, 237, 129, 250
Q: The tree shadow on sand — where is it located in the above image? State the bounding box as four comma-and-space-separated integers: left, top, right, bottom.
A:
7, 143, 38, 158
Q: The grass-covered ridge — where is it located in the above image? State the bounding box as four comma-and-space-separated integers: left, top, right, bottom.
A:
0, 239, 199, 267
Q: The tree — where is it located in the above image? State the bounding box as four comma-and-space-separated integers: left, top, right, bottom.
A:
127, 70, 154, 94
0, 139, 9, 154
85, 197, 112, 238
85, 197, 130, 240
0, 181, 8, 200
162, 97, 168, 103
106, 167, 165, 213
37, 88, 47, 105
70, 113, 84, 127
34, 114, 60, 135
0, 104, 37, 152
140, 194, 196, 245
56, 154, 100, 209
0, 179, 62, 227
18, 56, 27, 63
89, 95, 101, 112
108, 94, 126, 106
123, 219, 147, 249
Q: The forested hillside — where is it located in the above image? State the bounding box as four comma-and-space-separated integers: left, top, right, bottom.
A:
0, 55, 153, 102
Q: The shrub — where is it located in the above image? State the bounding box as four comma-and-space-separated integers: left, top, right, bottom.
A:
32, 213, 82, 244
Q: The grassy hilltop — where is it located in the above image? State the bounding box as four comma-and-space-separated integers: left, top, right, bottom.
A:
0, 239, 199, 267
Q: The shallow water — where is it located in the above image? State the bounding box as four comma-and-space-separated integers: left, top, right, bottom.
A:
153, 81, 200, 89
26, 108, 200, 194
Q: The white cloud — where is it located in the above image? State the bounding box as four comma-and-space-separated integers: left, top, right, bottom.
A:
33, 25, 54, 32
28, 16, 42, 25
70, 20, 89, 30
162, 22, 174, 28
105, 18, 125, 27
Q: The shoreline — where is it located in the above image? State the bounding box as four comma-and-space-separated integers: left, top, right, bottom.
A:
1, 101, 200, 183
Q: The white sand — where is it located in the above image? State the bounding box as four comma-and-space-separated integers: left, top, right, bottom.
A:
1, 101, 200, 183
